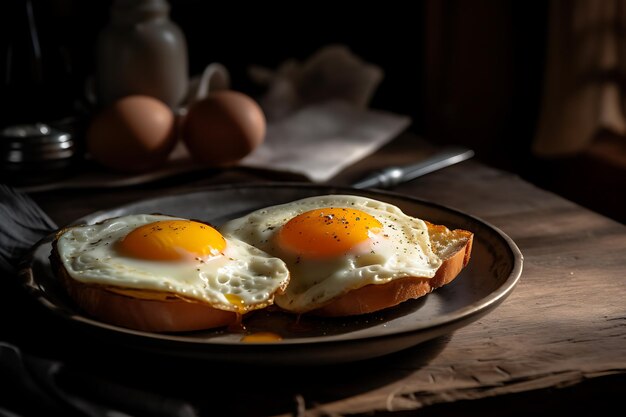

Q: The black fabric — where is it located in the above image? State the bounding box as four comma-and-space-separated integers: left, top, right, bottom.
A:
0, 342, 199, 417
0, 184, 56, 276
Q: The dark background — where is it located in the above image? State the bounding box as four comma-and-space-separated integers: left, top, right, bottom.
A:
0, 0, 548, 157
2, 0, 624, 223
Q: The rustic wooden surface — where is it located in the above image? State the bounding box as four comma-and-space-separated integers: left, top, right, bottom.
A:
15, 132, 626, 416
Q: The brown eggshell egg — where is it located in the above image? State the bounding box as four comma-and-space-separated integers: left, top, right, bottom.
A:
86, 95, 177, 173
181, 90, 266, 166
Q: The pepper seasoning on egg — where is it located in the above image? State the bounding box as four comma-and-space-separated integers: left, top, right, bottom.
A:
181, 90, 266, 166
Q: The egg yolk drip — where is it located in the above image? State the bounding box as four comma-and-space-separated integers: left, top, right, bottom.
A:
277, 207, 382, 258
119, 220, 226, 261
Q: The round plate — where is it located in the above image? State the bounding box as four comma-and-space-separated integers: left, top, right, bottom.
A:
20, 183, 523, 365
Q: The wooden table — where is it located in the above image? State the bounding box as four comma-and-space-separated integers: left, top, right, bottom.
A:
8, 132, 626, 416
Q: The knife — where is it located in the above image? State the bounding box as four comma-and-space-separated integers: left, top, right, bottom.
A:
351, 146, 475, 189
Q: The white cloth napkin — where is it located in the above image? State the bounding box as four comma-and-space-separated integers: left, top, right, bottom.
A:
240, 100, 410, 182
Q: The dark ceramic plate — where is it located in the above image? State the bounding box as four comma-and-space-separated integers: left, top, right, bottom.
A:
20, 183, 523, 365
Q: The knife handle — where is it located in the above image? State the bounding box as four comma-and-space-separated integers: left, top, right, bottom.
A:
352, 146, 474, 189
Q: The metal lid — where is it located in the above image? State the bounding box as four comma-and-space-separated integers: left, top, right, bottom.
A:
1, 123, 79, 184
1, 123, 75, 163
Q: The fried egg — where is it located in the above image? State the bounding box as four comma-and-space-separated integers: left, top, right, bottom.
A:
218, 195, 443, 313
54, 214, 290, 313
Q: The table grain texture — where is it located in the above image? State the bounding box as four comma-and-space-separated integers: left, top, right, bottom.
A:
14, 132, 626, 416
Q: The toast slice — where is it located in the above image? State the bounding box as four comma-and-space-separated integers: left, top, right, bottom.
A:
49, 238, 239, 332
310, 221, 473, 316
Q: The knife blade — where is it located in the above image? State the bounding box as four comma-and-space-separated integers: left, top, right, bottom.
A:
351, 146, 475, 189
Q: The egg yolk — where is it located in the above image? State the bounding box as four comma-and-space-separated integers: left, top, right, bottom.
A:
277, 207, 382, 258
119, 220, 226, 261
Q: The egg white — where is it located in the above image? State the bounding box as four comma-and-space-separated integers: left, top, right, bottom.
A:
218, 195, 443, 313
55, 214, 290, 312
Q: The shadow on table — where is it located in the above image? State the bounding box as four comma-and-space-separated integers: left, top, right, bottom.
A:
71, 334, 450, 417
